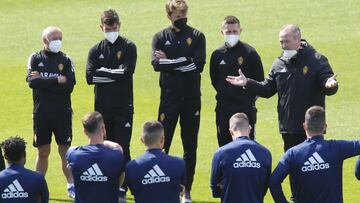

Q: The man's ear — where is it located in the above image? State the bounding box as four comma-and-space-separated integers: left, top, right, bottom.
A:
43, 37, 48, 45
99, 24, 104, 32
140, 136, 145, 144
229, 128, 234, 136
303, 122, 307, 131
323, 123, 327, 133
167, 14, 172, 21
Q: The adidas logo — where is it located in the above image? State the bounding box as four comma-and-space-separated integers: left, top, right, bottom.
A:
301, 152, 330, 172
67, 137, 72, 142
194, 110, 200, 116
1, 179, 28, 199
165, 40, 171, 45
233, 149, 261, 168
38, 62, 44, 67
80, 163, 108, 182
219, 60, 226, 65
98, 54, 104, 59
141, 164, 170, 185
125, 122, 131, 127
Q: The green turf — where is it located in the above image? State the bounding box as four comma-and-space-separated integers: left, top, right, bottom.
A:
0, 0, 360, 202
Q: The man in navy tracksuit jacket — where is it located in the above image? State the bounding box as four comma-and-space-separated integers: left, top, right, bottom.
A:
66, 112, 124, 203
0, 136, 49, 203
211, 113, 272, 203
125, 121, 186, 203
270, 106, 360, 203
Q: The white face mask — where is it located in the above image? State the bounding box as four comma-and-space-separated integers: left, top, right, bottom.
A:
283, 49, 298, 59
104, 31, 119, 44
48, 40, 62, 53
224, 34, 239, 47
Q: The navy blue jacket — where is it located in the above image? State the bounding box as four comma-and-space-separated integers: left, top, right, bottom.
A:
210, 136, 272, 203
125, 149, 185, 203
0, 164, 49, 203
355, 156, 360, 180
270, 135, 360, 203
66, 144, 124, 203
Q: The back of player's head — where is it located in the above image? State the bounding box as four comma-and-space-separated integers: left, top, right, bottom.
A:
166, 0, 188, 15
229, 113, 250, 132
101, 9, 120, 25
305, 106, 326, 134
82, 111, 104, 135
142, 121, 164, 146
1, 136, 26, 163
222, 15, 240, 28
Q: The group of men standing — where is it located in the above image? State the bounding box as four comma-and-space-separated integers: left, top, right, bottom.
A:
1, 0, 359, 203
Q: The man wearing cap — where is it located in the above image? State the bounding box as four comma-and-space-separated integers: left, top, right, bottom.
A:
26, 26, 76, 198
210, 15, 264, 146
210, 113, 271, 203
151, 1, 206, 202
269, 106, 360, 203
86, 9, 137, 201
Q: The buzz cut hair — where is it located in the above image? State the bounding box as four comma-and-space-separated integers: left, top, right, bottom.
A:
305, 106, 326, 134
229, 113, 249, 132
82, 111, 104, 135
42, 26, 61, 40
280, 24, 301, 40
166, 0, 188, 16
1, 136, 26, 163
142, 121, 164, 146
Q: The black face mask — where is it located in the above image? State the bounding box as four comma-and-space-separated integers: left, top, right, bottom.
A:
173, 18, 187, 30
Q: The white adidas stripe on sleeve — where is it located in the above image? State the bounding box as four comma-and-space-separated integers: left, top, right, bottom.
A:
159, 57, 187, 65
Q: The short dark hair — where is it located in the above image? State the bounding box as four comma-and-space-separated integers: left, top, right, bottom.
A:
223, 15, 240, 26
305, 106, 326, 133
229, 113, 249, 131
101, 9, 120, 25
82, 112, 104, 134
1, 136, 26, 163
142, 121, 164, 146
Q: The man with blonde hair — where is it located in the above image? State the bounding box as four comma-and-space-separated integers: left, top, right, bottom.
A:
151, 1, 206, 201
26, 26, 76, 198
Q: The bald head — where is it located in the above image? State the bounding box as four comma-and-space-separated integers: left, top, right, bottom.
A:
42, 26, 62, 41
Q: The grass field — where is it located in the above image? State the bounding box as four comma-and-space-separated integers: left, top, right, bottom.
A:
1, 0, 360, 202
